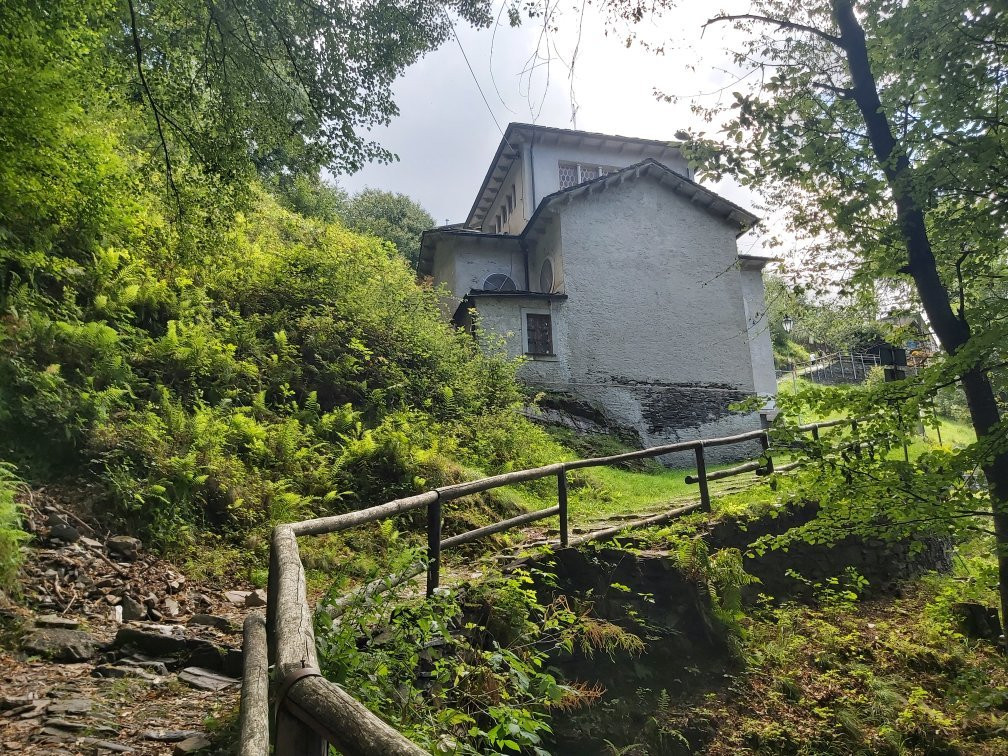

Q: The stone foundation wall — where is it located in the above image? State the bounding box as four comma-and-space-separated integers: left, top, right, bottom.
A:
708, 505, 953, 600
530, 387, 764, 465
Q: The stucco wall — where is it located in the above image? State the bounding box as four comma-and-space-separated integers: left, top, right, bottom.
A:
470, 295, 571, 383
534, 176, 762, 460
432, 237, 526, 314
528, 219, 564, 294
432, 247, 457, 319
529, 142, 690, 205
740, 266, 778, 397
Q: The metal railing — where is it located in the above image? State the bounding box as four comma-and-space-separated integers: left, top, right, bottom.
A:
238, 417, 856, 755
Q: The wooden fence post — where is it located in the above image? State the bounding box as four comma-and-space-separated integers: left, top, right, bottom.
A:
694, 444, 711, 511
759, 432, 774, 474
557, 469, 569, 548
426, 494, 441, 597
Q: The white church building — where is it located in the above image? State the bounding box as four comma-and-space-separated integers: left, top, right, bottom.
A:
418, 123, 777, 455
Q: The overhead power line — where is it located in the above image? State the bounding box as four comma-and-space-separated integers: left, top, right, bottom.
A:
443, 9, 515, 152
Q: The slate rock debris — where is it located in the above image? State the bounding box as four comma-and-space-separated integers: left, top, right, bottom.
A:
22, 628, 101, 662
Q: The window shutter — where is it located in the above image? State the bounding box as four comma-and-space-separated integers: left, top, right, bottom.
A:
526, 314, 553, 355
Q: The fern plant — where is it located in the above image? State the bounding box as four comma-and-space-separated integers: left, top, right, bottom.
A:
673, 537, 759, 630
0, 463, 28, 593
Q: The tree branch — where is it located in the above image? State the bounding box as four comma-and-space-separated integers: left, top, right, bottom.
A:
812, 81, 854, 99
128, 0, 181, 219
703, 13, 842, 46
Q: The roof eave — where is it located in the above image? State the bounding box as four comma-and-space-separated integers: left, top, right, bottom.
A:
523, 158, 759, 237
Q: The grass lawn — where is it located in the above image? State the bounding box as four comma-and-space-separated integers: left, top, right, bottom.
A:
567, 462, 776, 524
556, 375, 979, 527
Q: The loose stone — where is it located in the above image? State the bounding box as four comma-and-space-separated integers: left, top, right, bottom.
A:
21, 628, 100, 662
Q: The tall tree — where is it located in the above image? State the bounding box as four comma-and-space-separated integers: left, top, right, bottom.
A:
607, 0, 1008, 627
341, 189, 436, 268
99, 0, 492, 185
278, 178, 435, 266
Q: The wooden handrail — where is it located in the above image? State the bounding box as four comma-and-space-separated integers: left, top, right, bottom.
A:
243, 415, 860, 756
441, 505, 561, 550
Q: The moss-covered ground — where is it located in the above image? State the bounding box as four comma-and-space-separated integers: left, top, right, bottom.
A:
659, 566, 1008, 755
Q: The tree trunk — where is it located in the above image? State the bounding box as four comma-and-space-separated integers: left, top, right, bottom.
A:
832, 0, 1008, 642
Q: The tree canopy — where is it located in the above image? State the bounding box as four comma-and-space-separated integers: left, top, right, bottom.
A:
7, 0, 492, 199
279, 177, 435, 266
601, 0, 1008, 627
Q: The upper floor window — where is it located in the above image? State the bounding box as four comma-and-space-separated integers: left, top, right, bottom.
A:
558, 162, 619, 190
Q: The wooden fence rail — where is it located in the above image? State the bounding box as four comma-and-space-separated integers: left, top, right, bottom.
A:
239, 416, 859, 755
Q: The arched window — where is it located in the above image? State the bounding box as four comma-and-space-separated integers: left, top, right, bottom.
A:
483, 273, 518, 292
539, 259, 554, 293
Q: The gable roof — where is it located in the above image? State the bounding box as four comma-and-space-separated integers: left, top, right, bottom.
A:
466, 123, 685, 229
526, 158, 758, 239
419, 159, 760, 277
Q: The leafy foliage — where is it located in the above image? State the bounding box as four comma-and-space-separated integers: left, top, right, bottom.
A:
672, 537, 759, 630
0, 3, 562, 559
752, 376, 994, 557
91, 0, 491, 183
279, 176, 436, 267
315, 560, 626, 754
764, 276, 885, 362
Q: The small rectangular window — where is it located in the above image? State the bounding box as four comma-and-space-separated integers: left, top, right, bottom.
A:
526, 313, 553, 355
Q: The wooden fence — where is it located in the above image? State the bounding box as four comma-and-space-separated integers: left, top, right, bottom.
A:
238, 417, 854, 755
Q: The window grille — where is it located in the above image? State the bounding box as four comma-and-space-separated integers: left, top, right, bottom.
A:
558, 163, 578, 190
558, 162, 618, 189
526, 313, 553, 355
483, 273, 517, 292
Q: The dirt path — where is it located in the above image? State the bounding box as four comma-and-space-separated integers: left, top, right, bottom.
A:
1, 491, 260, 754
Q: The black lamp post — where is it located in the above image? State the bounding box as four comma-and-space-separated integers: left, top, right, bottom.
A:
782, 314, 797, 393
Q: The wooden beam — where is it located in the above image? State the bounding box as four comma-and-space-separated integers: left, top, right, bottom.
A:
292, 491, 436, 537
285, 677, 428, 756
568, 501, 704, 546
272, 525, 325, 755
441, 506, 560, 549
685, 459, 764, 484
238, 614, 269, 756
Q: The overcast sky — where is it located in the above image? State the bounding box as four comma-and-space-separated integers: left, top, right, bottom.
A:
335, 1, 774, 257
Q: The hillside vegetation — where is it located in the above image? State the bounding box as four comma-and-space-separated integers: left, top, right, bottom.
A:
0, 2, 562, 576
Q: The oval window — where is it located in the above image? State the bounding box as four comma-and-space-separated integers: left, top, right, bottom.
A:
539, 258, 554, 293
